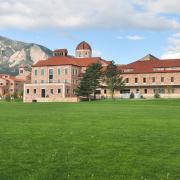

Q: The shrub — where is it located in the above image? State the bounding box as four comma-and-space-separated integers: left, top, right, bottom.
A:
154, 93, 160, 99
19, 91, 23, 99
130, 92, 135, 99
5, 94, 11, 102
13, 92, 18, 99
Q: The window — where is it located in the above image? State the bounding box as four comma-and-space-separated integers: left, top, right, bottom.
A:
58, 68, 61, 75
159, 88, 165, 94
27, 89, 30, 94
152, 77, 155, 83
35, 69, 38, 76
34, 80, 37, 84
58, 89, 61, 94
104, 89, 107, 94
144, 89, 148, 94
20, 70, 23, 74
171, 77, 174, 82
65, 68, 68, 75
135, 78, 138, 83
34, 89, 37, 94
120, 89, 130, 94
125, 78, 129, 83
95, 90, 101, 95
73, 89, 76, 94
161, 77, 164, 82
72, 69, 75, 75
66, 89, 69, 94
49, 69, 54, 83
41, 80, 45, 84
50, 89, 54, 94
41, 69, 45, 76
58, 79, 61, 83
143, 78, 146, 83
123, 69, 134, 73
75, 69, 78, 75
136, 89, 140, 93
154, 88, 165, 94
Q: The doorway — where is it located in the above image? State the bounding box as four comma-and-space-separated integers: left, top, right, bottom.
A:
41, 89, 46, 98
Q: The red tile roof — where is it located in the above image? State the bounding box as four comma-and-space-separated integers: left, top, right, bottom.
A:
76, 41, 92, 50
9, 77, 25, 82
0, 75, 25, 82
119, 58, 180, 74
33, 56, 111, 67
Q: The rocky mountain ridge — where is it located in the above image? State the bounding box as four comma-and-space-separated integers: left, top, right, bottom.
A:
0, 36, 53, 75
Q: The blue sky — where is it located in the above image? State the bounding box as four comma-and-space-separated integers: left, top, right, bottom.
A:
0, 0, 180, 64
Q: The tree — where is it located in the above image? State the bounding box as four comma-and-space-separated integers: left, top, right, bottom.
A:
76, 73, 92, 101
76, 63, 102, 100
104, 61, 125, 99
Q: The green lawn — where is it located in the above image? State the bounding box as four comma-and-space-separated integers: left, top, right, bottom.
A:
0, 99, 180, 180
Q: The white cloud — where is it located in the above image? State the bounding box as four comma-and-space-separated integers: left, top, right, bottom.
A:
116, 35, 145, 41
0, 0, 180, 30
134, 0, 180, 14
161, 33, 180, 59
173, 33, 180, 38
126, 35, 144, 40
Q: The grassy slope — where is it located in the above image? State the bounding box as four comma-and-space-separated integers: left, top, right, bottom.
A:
0, 100, 180, 180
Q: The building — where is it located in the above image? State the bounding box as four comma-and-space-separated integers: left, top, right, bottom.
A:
0, 66, 31, 98
24, 41, 110, 102
24, 42, 180, 102
118, 54, 180, 98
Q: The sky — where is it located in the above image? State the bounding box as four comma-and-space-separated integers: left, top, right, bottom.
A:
0, 0, 180, 64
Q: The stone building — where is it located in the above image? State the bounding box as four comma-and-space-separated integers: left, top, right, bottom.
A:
0, 66, 31, 98
118, 54, 180, 98
24, 42, 180, 102
24, 41, 110, 102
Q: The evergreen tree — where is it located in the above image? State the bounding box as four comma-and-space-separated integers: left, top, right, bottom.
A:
76, 63, 102, 100
104, 61, 125, 99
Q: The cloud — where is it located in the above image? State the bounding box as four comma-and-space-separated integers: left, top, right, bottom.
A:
161, 33, 180, 59
116, 35, 145, 41
134, 0, 180, 14
0, 0, 180, 31
126, 35, 144, 40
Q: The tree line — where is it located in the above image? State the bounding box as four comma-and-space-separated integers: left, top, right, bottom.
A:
76, 61, 125, 100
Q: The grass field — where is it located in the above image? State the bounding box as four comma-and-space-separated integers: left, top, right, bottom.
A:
0, 99, 180, 180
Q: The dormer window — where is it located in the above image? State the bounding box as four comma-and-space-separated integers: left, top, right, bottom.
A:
123, 69, 134, 73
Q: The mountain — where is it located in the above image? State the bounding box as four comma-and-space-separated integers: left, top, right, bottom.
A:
0, 36, 53, 75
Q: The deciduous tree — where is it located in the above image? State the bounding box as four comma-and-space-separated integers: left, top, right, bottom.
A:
104, 61, 125, 99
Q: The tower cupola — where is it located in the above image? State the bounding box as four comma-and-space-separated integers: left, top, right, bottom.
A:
75, 41, 92, 58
